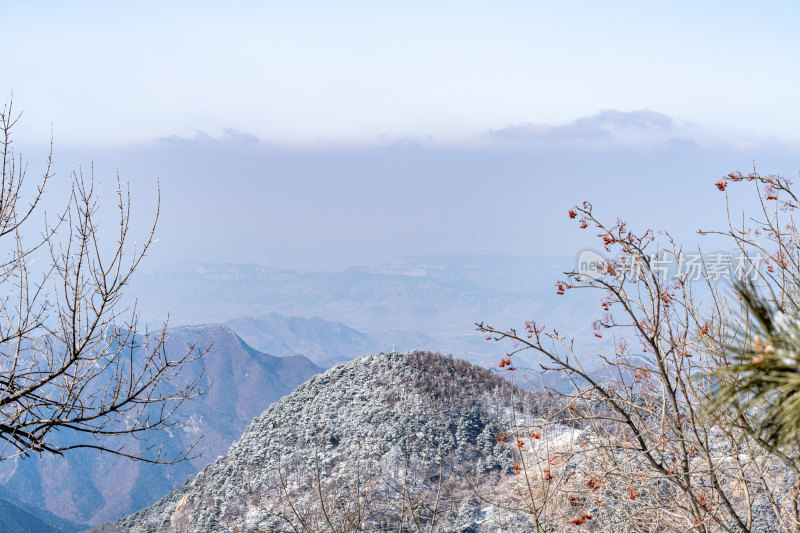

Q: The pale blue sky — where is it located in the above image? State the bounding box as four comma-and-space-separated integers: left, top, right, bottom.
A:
5, 1, 800, 145
3, 2, 800, 269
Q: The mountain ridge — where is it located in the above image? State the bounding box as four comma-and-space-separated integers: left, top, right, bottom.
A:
127, 254, 601, 365
0, 324, 322, 527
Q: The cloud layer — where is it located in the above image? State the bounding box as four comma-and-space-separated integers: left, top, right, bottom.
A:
488, 109, 689, 148
42, 109, 800, 272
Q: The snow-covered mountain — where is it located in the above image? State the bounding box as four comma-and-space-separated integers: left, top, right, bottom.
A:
89, 351, 561, 532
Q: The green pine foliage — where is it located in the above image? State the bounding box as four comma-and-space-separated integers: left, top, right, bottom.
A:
707, 282, 800, 454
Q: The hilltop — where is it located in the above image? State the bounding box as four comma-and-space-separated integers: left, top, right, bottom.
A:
91, 351, 563, 532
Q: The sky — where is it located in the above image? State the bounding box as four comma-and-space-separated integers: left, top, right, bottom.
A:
3, 1, 800, 270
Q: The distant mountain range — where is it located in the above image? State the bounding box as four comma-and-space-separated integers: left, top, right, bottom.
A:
129, 254, 603, 367
224, 313, 442, 367
0, 485, 85, 533
0, 325, 321, 529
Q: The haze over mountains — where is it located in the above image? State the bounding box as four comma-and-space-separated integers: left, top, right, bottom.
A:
130, 253, 603, 368
224, 314, 386, 367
